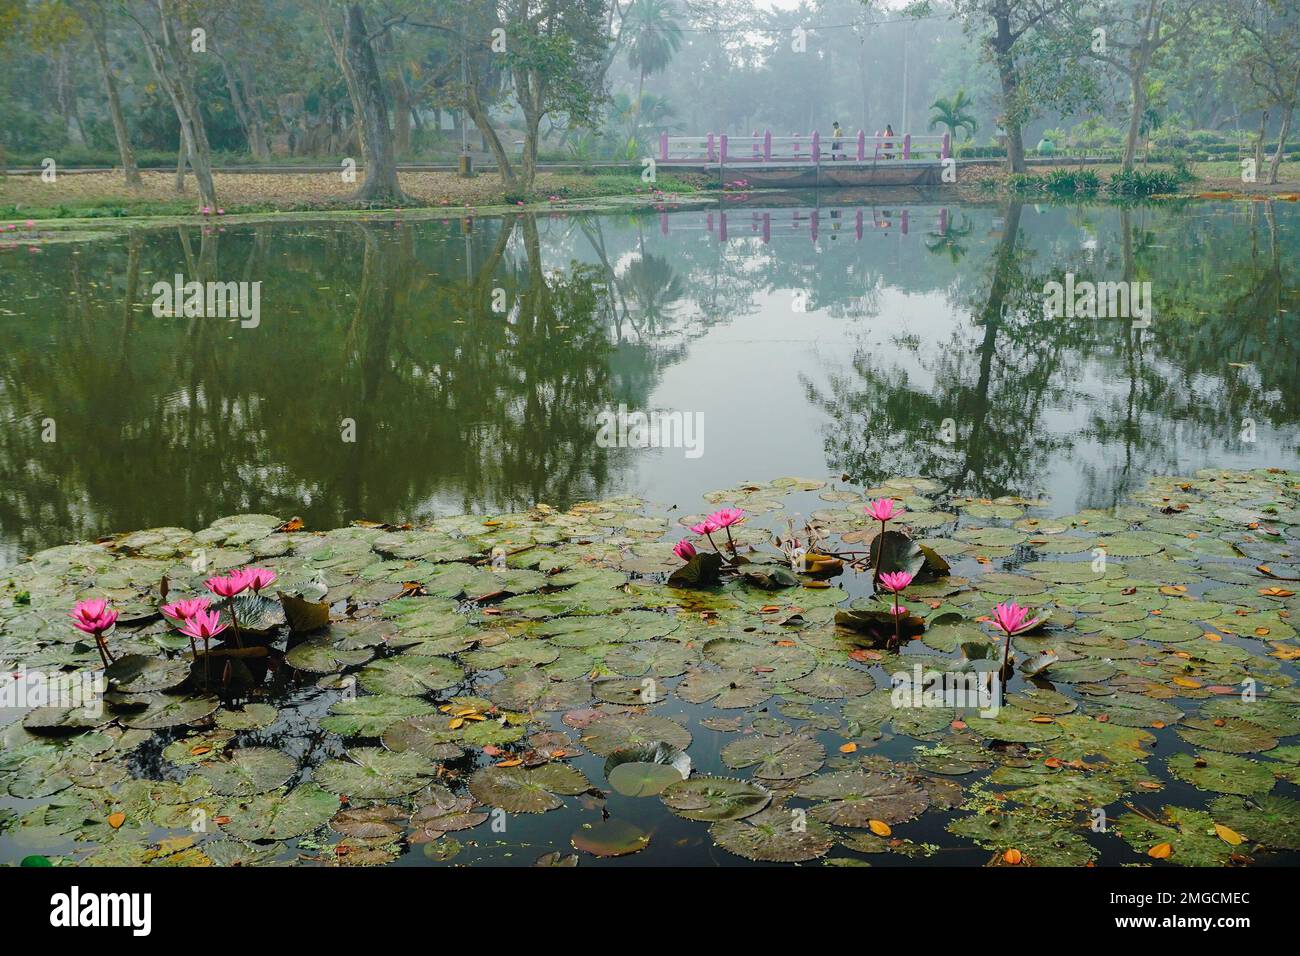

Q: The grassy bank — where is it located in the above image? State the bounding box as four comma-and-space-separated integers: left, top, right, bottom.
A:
976, 158, 1300, 198
0, 167, 705, 223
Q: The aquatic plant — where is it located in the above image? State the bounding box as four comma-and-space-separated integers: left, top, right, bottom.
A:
180, 610, 230, 684
877, 571, 913, 648
69, 598, 118, 667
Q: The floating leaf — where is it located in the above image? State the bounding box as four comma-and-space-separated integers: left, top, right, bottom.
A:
661, 775, 771, 821
710, 807, 834, 862
468, 763, 591, 813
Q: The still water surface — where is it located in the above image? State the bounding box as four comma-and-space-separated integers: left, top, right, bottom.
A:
0, 195, 1296, 565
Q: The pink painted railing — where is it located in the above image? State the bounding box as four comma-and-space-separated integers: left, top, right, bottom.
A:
659, 130, 950, 164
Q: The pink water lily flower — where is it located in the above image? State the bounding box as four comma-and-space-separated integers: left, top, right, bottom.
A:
865, 498, 903, 522
70, 599, 118, 666
180, 609, 229, 643
689, 518, 720, 535
991, 602, 1041, 636
673, 540, 697, 562
206, 573, 249, 598
990, 602, 1042, 695
70, 598, 115, 634
161, 597, 212, 621
241, 567, 277, 592
707, 508, 745, 529
877, 571, 913, 594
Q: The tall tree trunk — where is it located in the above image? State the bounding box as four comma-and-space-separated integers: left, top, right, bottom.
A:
238, 60, 272, 159
333, 3, 406, 204
175, 130, 187, 192
1122, 0, 1160, 172
1254, 109, 1269, 174
56, 46, 90, 144
1268, 103, 1293, 185
990, 3, 1025, 174
216, 42, 269, 161
89, 15, 141, 186
393, 71, 413, 157
139, 0, 217, 208
1123, 70, 1147, 171
463, 60, 516, 186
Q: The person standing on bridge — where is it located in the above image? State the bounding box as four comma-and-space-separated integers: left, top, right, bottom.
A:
883, 124, 895, 160
831, 122, 844, 160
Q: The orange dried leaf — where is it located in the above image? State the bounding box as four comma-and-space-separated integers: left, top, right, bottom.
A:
1214, 823, 1244, 846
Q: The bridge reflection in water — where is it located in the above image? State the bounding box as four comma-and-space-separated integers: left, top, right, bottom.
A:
657, 206, 949, 244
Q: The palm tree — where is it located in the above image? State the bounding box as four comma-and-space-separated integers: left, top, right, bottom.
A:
623, 0, 683, 119
607, 91, 678, 156
929, 90, 978, 143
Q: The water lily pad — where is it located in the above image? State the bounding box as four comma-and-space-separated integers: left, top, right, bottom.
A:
487, 668, 592, 711
571, 818, 651, 857
320, 695, 436, 736
313, 747, 437, 799
1087, 692, 1184, 728
331, 805, 406, 839
604, 742, 691, 796
122, 694, 220, 730
355, 654, 464, 696
197, 747, 296, 796
380, 715, 468, 760
214, 703, 279, 731
721, 733, 826, 780
661, 775, 771, 821
965, 709, 1064, 743
948, 811, 1097, 866
710, 807, 834, 862
219, 783, 337, 842
1176, 716, 1277, 754
284, 639, 373, 674
786, 664, 876, 699
105, 654, 191, 693
796, 770, 930, 826
703, 638, 816, 681
1115, 806, 1234, 865
468, 763, 591, 813
580, 713, 692, 757
1167, 752, 1276, 795
1208, 794, 1300, 850
676, 668, 773, 708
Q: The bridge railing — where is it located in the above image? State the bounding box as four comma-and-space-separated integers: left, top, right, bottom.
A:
658, 130, 950, 164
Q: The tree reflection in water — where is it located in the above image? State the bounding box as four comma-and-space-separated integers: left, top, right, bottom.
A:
0, 198, 1297, 561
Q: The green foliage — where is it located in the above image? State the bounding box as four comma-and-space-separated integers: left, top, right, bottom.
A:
928, 90, 978, 141
1106, 168, 1185, 196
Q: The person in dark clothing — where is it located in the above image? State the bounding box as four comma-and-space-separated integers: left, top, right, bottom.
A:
883, 124, 895, 159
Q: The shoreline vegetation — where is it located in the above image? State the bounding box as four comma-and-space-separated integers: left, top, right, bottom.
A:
2, 159, 1298, 240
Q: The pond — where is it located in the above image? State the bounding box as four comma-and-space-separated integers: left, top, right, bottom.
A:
3, 196, 1297, 564
1, 195, 1299, 868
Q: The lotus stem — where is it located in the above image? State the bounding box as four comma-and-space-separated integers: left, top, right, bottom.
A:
1000, 631, 1012, 703
229, 602, 245, 650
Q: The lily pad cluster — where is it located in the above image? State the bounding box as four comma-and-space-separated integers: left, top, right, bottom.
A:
2, 469, 1300, 866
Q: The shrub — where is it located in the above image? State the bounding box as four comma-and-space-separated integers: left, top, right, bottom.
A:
1107, 169, 1183, 195
1043, 168, 1100, 193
